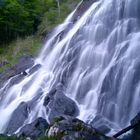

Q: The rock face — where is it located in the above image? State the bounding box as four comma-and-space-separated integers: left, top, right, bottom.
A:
91, 115, 111, 134
43, 83, 79, 123
91, 114, 119, 134
5, 102, 29, 134
130, 112, 140, 140
47, 115, 113, 140
0, 54, 34, 87
5, 95, 44, 135
72, 0, 98, 22
18, 117, 48, 139
115, 112, 140, 140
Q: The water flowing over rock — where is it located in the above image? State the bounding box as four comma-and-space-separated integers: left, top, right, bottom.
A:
5, 102, 29, 134
0, 54, 34, 87
0, 0, 140, 139
130, 112, 140, 140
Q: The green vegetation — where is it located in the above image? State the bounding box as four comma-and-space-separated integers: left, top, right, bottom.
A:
37, 0, 80, 36
38, 136, 59, 140
0, 36, 42, 73
0, 0, 80, 42
0, 0, 80, 73
0, 135, 16, 140
0, 134, 59, 140
0, 0, 57, 42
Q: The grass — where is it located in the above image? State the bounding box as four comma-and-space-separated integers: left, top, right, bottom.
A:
0, 36, 42, 73
38, 136, 59, 140
0, 135, 59, 140
0, 135, 16, 140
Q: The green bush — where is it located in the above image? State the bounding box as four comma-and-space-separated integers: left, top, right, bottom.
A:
0, 135, 59, 140
0, 135, 16, 140
38, 136, 59, 140
0, 0, 57, 43
37, 0, 80, 36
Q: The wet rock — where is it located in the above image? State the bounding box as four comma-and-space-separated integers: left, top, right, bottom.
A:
44, 83, 79, 123
131, 112, 140, 126
72, 0, 98, 23
116, 112, 140, 140
91, 115, 117, 134
18, 117, 48, 139
0, 54, 34, 87
28, 64, 41, 75
5, 102, 29, 134
47, 115, 112, 140
48, 93, 79, 123
130, 112, 140, 140
13, 54, 34, 74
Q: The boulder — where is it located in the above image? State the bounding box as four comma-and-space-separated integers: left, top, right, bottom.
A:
43, 83, 79, 123
5, 102, 29, 134
130, 112, 140, 140
47, 115, 113, 140
18, 117, 48, 139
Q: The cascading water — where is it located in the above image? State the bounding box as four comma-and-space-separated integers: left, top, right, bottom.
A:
0, 0, 140, 135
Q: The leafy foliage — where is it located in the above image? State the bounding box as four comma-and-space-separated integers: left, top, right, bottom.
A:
0, 0, 57, 42
0, 0, 80, 73
0, 135, 16, 140
0, 0, 81, 42
37, 0, 80, 36
0, 134, 58, 140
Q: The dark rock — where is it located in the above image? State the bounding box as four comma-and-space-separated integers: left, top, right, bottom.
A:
95, 124, 111, 134
47, 115, 113, 140
5, 102, 29, 134
130, 112, 140, 140
28, 64, 41, 75
22, 71, 28, 76
48, 92, 79, 123
18, 117, 48, 139
0, 74, 25, 95
43, 83, 79, 123
72, 0, 98, 23
13, 54, 34, 74
0, 54, 34, 87
117, 112, 140, 140
9, 74, 25, 85
91, 115, 117, 134
131, 112, 140, 126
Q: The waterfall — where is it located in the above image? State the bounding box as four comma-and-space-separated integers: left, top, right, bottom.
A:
0, 0, 140, 135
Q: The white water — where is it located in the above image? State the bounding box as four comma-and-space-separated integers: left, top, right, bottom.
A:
0, 0, 140, 134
